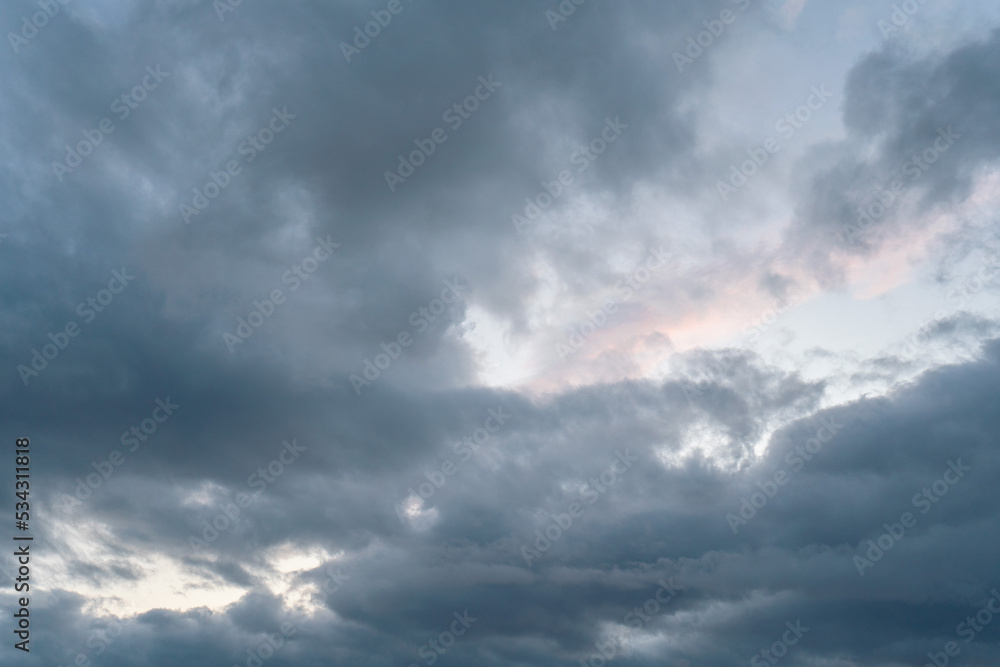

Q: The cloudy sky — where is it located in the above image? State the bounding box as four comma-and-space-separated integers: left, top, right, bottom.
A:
3, 0, 1000, 665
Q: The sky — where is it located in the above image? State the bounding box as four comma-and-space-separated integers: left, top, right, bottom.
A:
2, 0, 1000, 665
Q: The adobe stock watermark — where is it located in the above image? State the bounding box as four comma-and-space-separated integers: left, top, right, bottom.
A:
716, 84, 833, 202
555, 246, 669, 360
945, 250, 1000, 312
678, 296, 795, 405
578, 578, 682, 666
223, 236, 340, 352
231, 620, 298, 667
673, 0, 751, 73
188, 439, 307, 554
384, 74, 501, 192
52, 65, 170, 182
923, 588, 1000, 667
7, 0, 72, 54
395, 408, 510, 523
878, 0, 931, 40
884, 248, 1000, 361
726, 414, 843, 534
512, 116, 628, 234
520, 449, 638, 565
53, 601, 140, 667
17, 268, 135, 386
55, 397, 180, 514
340, 0, 415, 63
180, 107, 295, 224
312, 566, 350, 606
750, 620, 810, 666
407, 611, 477, 667
841, 127, 961, 245
545, 0, 587, 31
740, 295, 794, 343
214, 0, 243, 21
350, 278, 469, 396
882, 249, 1000, 362
854, 459, 971, 576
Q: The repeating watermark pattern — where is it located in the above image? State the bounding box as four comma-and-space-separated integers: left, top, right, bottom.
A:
17, 268, 136, 386
231, 620, 298, 667
892, 249, 1000, 358
578, 578, 682, 666
7, 0, 72, 54
545, 0, 588, 31
512, 116, 628, 234
726, 415, 843, 534
188, 439, 306, 554
313, 566, 350, 606
55, 397, 180, 514
923, 588, 1000, 667
878, 0, 931, 40
854, 459, 970, 576
52, 65, 170, 182
673, 0, 752, 73
520, 449, 638, 565
407, 610, 477, 667
678, 294, 794, 405
555, 246, 670, 360
741, 296, 794, 343
223, 236, 340, 352
180, 107, 295, 224
214, 0, 243, 21
841, 127, 961, 245
716, 84, 834, 202
944, 251, 1000, 312
54, 601, 140, 667
349, 278, 470, 395
394, 408, 510, 523
385, 75, 502, 192
340, 0, 416, 63
750, 620, 810, 667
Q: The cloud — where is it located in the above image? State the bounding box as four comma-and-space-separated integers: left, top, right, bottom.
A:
2, 0, 1000, 665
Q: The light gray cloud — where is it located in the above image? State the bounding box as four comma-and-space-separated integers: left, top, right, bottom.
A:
3, 1, 1000, 665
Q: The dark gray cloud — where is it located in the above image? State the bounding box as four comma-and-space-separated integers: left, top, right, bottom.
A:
2, 0, 1000, 665
5, 338, 1000, 666
782, 26, 1000, 281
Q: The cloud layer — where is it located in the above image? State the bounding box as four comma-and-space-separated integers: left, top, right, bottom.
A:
2, 0, 1000, 665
